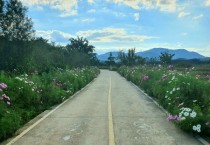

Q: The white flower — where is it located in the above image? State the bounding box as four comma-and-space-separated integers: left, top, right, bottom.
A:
184, 112, 189, 116
172, 88, 176, 92
190, 112, 197, 118
177, 88, 180, 90
172, 76, 175, 80
170, 91, 173, 94
185, 108, 192, 112
197, 128, 201, 132
193, 100, 197, 102
197, 124, 201, 128
193, 124, 202, 132
181, 117, 186, 120
193, 125, 197, 131
165, 96, 168, 98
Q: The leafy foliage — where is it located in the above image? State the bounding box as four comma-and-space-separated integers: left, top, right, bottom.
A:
159, 51, 175, 65
117, 48, 145, 66
0, 0, 34, 41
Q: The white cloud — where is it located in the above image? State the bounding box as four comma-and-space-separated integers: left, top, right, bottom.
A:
107, 0, 177, 12
52, 0, 77, 11
156, 0, 176, 12
59, 10, 77, 17
178, 12, 190, 18
20, 0, 78, 16
73, 18, 95, 23
87, 0, 94, 4
185, 47, 210, 57
193, 14, 204, 20
100, 7, 127, 17
134, 13, 140, 21
87, 9, 96, 13
205, 0, 210, 6
36, 30, 73, 44
181, 32, 188, 36
76, 27, 157, 43
35, 6, 44, 10
20, 0, 56, 5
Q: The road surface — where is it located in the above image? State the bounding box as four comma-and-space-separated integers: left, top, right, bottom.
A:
4, 70, 202, 145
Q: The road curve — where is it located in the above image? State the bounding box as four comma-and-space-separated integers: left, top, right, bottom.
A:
4, 70, 202, 145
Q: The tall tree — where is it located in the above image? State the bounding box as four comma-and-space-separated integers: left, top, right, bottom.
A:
135, 56, 145, 65
0, 0, 34, 72
1, 0, 34, 41
127, 48, 136, 66
117, 50, 127, 65
66, 37, 94, 54
107, 52, 115, 66
66, 37, 96, 66
0, 0, 4, 35
159, 51, 175, 65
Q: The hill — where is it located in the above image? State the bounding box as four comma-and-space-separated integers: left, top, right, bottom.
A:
97, 48, 205, 61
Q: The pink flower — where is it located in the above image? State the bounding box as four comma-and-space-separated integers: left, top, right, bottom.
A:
142, 75, 149, 81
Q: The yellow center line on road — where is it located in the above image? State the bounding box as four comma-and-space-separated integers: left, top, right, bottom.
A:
108, 72, 115, 145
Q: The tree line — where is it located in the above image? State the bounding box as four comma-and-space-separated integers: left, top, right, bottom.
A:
106, 48, 175, 66
0, 0, 99, 74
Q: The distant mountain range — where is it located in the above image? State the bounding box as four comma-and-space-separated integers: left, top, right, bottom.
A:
97, 48, 205, 61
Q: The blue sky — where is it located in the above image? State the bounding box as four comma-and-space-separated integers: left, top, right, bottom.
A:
20, 0, 210, 56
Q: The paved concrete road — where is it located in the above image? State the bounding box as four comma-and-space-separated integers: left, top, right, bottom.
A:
4, 70, 202, 145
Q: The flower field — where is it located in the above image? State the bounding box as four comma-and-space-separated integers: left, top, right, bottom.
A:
0, 67, 99, 141
118, 66, 210, 137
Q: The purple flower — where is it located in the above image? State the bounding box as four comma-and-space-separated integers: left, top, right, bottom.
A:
206, 75, 210, 80
0, 83, 7, 89
142, 75, 149, 81
167, 114, 181, 121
